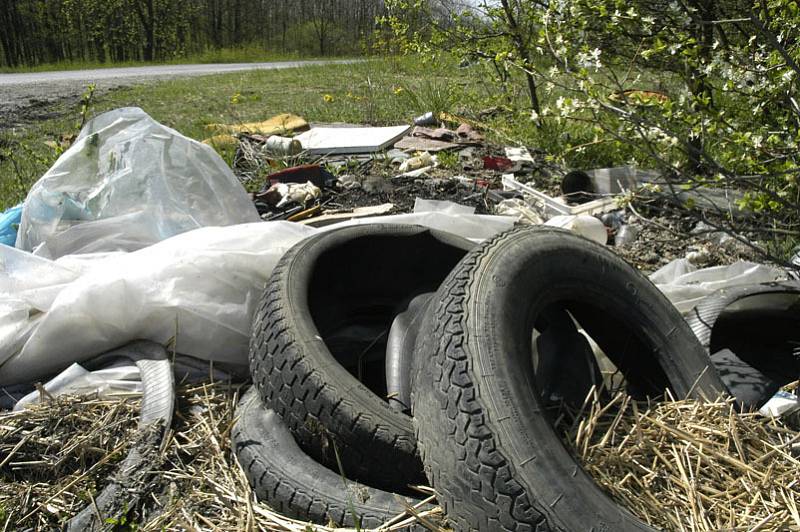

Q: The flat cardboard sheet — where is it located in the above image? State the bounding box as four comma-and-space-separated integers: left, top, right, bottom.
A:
295, 125, 411, 155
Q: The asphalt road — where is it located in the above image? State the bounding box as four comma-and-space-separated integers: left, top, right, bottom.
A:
0, 59, 354, 127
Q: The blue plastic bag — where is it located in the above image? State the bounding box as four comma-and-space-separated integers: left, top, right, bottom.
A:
0, 205, 22, 246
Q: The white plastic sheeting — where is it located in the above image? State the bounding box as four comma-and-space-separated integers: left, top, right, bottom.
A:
0, 208, 516, 387
13, 363, 141, 411
649, 258, 788, 313
15, 107, 260, 259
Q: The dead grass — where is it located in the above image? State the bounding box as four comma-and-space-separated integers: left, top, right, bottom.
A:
3, 380, 799, 531
0, 383, 443, 531
0, 393, 140, 529
567, 386, 800, 531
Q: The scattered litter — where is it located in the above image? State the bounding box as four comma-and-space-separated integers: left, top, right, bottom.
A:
599, 211, 625, 231
584, 165, 658, 195
685, 248, 713, 266
264, 135, 303, 155
455, 123, 484, 143
413, 126, 457, 142
294, 125, 411, 155
394, 135, 460, 152
264, 164, 336, 188
649, 259, 788, 313
413, 198, 475, 215
207, 113, 309, 136
16, 107, 259, 259
494, 198, 544, 225
257, 181, 321, 210
545, 214, 608, 245
483, 155, 514, 171
759, 389, 800, 418
398, 151, 433, 173
458, 147, 477, 167
395, 123, 484, 152
397, 165, 433, 178
299, 203, 395, 227
202, 133, 238, 149
613, 223, 639, 247
502, 173, 618, 218
383, 148, 411, 165
561, 170, 595, 204
4, 99, 795, 532
690, 220, 736, 245
504, 146, 535, 164
413, 111, 437, 126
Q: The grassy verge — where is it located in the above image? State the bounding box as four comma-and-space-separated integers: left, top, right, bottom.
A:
0, 46, 323, 74
0, 55, 660, 210
0, 57, 469, 208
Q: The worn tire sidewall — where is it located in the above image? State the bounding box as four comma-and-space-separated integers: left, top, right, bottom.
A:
414, 228, 725, 530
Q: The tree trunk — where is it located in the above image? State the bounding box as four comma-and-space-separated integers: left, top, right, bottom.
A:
500, 0, 541, 117
685, 0, 716, 173
134, 0, 156, 61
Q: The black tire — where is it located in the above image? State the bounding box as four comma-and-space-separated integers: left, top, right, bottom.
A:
684, 281, 800, 408
233, 387, 426, 528
411, 227, 728, 531
249, 224, 474, 491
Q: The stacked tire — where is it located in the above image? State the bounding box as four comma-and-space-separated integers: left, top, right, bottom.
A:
410, 227, 727, 531
235, 224, 733, 530
235, 225, 474, 527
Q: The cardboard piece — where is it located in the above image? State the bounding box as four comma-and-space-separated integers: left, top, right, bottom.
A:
394, 136, 460, 152
295, 125, 412, 155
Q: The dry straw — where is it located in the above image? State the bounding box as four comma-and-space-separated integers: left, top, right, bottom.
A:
0, 383, 443, 531
566, 385, 800, 531
2, 381, 798, 531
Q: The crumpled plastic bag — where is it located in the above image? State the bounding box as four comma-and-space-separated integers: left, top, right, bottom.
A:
15, 107, 260, 258
0, 205, 516, 387
649, 258, 787, 313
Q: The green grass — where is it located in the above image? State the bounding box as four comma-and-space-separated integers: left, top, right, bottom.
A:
0, 45, 320, 74
1, 57, 467, 208
0, 55, 654, 210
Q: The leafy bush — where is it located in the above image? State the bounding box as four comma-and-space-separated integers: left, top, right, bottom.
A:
382, 0, 800, 263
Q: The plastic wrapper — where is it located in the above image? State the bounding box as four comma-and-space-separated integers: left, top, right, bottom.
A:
0, 206, 516, 387
15, 107, 260, 258
494, 199, 544, 225
13, 363, 141, 411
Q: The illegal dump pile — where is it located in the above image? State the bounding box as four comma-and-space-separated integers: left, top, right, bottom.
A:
1, 107, 799, 531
